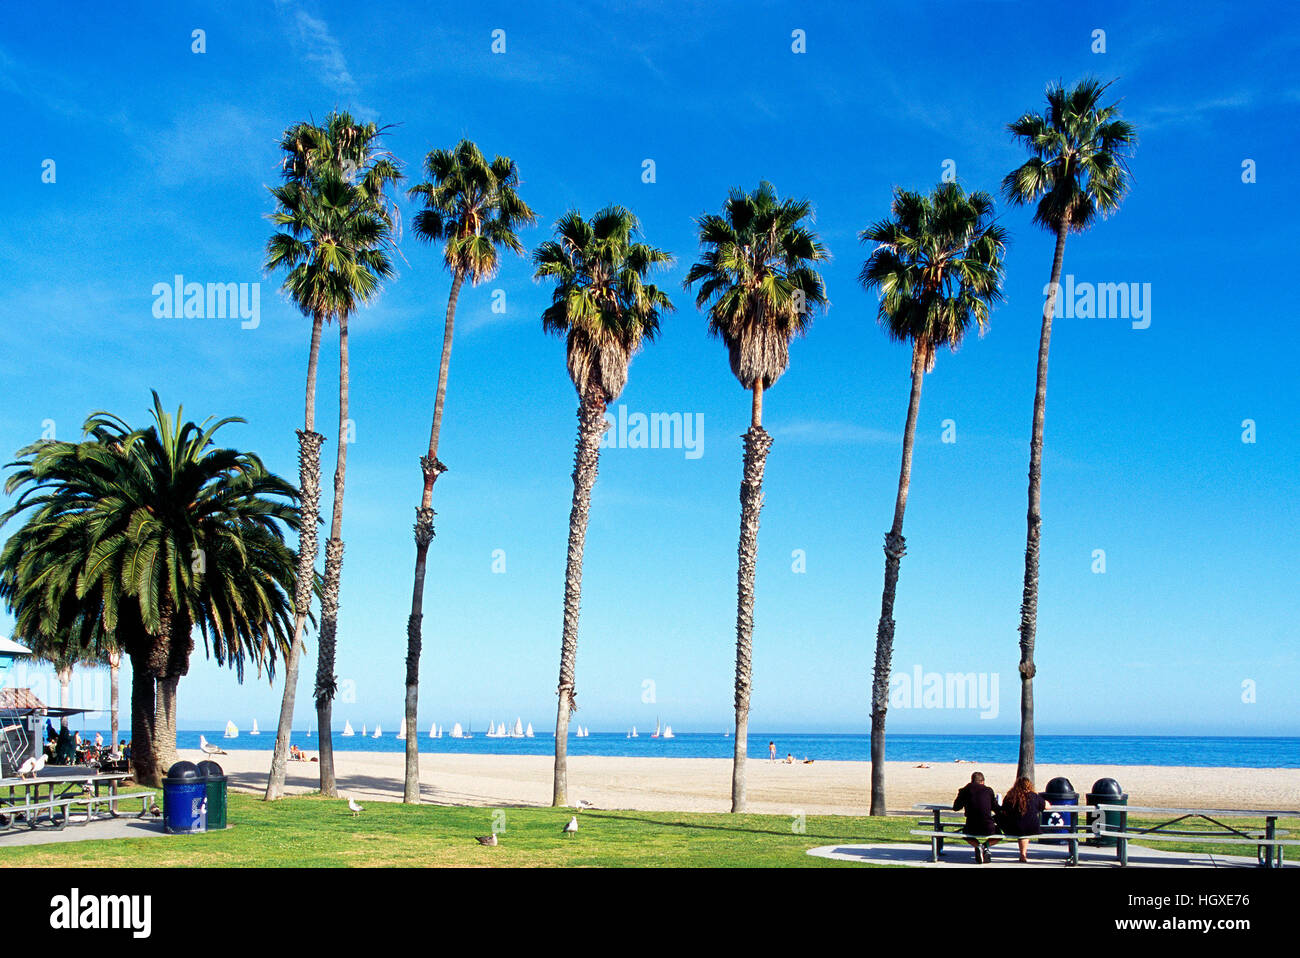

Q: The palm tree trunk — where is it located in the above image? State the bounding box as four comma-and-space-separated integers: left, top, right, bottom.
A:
315, 312, 352, 799
109, 651, 120, 751
552, 384, 608, 807
129, 654, 158, 786
404, 268, 463, 804
731, 382, 772, 813
153, 673, 180, 775
869, 345, 926, 816
267, 312, 326, 801
1017, 223, 1069, 782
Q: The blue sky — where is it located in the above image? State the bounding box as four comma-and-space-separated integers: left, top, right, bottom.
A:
1, 0, 1297, 737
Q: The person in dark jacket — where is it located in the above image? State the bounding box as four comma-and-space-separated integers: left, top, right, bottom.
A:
953, 771, 1001, 863
997, 777, 1051, 862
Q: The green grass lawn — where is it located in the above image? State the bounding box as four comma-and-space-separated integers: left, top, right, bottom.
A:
1, 793, 1295, 867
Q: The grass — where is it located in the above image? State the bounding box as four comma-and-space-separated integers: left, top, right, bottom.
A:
1, 793, 1295, 867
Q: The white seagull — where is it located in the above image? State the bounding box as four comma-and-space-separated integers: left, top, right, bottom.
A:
563, 816, 579, 837
347, 797, 364, 818
475, 834, 499, 846
17, 753, 47, 779
198, 735, 226, 757
574, 799, 596, 812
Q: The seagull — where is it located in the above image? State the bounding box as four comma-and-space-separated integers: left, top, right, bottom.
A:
149, 803, 161, 818
81, 781, 94, 796
198, 735, 226, 757
562, 816, 579, 837
475, 834, 499, 846
574, 799, 596, 812
347, 797, 364, 818
17, 753, 46, 779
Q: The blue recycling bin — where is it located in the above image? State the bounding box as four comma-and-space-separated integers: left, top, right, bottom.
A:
162, 761, 207, 834
1042, 776, 1078, 842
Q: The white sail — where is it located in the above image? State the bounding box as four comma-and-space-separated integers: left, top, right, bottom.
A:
513, 717, 524, 737
373, 724, 382, 738
525, 722, 534, 738
663, 724, 674, 739
429, 722, 437, 738
397, 719, 407, 740
652, 718, 660, 738
342, 720, 355, 737
631, 725, 638, 737
250, 719, 260, 736
451, 722, 463, 738
361, 723, 367, 736
224, 720, 239, 739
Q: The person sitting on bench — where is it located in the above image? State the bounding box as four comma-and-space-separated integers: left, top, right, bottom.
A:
997, 777, 1051, 863
953, 771, 1001, 863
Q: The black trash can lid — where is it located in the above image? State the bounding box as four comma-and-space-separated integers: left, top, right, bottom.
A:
1089, 777, 1123, 796
164, 760, 202, 784
197, 760, 226, 781
1044, 776, 1077, 797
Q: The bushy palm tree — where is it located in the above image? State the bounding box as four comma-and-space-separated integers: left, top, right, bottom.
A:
400, 140, 536, 803
534, 206, 673, 806
0, 394, 300, 785
684, 182, 828, 812
264, 111, 401, 798
1002, 79, 1134, 780
859, 182, 1007, 815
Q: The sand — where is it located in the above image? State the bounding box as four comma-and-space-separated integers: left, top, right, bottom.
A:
186, 749, 1300, 815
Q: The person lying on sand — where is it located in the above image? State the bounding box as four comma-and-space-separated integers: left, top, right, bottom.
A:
784, 753, 795, 764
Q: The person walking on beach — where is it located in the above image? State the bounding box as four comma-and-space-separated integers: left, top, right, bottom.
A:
997, 777, 1050, 863
953, 771, 1001, 863
769, 742, 777, 762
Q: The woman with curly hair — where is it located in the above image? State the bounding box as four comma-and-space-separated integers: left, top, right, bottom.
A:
998, 777, 1051, 862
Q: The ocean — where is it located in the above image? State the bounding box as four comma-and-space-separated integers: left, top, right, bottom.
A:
100, 731, 1300, 769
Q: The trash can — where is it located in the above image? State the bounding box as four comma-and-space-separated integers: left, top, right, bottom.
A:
162, 761, 207, 834
1042, 776, 1078, 842
198, 760, 227, 831
1086, 777, 1127, 846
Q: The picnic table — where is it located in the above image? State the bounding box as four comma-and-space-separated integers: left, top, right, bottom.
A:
913, 802, 1095, 865
0, 771, 153, 833
1095, 805, 1299, 869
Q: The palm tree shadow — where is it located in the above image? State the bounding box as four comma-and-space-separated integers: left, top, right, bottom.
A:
589, 811, 884, 841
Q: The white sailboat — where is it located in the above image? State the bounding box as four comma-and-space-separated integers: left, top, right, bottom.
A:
250, 719, 260, 736
451, 722, 463, 739
513, 718, 524, 738
651, 718, 660, 739
342, 720, 355, 737
525, 722, 534, 738
429, 722, 437, 738
663, 724, 674, 739
630, 725, 638, 738
224, 720, 239, 739
397, 719, 407, 740
361, 723, 367, 736
306, 715, 312, 737
373, 724, 382, 739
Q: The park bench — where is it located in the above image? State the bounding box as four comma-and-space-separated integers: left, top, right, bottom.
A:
0, 789, 156, 832
1094, 805, 1299, 869
911, 802, 1096, 866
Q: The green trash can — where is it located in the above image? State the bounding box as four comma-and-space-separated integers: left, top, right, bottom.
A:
1086, 777, 1127, 846
197, 760, 227, 831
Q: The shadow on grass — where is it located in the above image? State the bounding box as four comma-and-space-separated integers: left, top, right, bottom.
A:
587, 810, 901, 842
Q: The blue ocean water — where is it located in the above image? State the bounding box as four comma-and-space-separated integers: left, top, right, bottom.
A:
92, 731, 1300, 769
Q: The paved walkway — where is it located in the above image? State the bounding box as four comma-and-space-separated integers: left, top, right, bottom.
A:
807, 842, 1284, 868
0, 815, 167, 847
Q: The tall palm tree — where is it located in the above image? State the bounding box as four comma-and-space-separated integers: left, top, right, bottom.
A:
0, 394, 300, 785
400, 140, 536, 803
684, 182, 828, 812
859, 182, 1007, 815
264, 111, 401, 799
533, 206, 673, 806
1003, 79, 1134, 781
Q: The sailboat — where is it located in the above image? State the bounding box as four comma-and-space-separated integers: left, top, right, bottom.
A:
651, 718, 660, 739
525, 722, 534, 738
361, 723, 367, 736
429, 722, 437, 738
373, 724, 382, 739
250, 719, 260, 736
342, 720, 355, 737
513, 718, 524, 738
397, 719, 407, 740
224, 720, 239, 739
663, 724, 674, 739
306, 715, 312, 737
450, 722, 463, 739
630, 725, 638, 738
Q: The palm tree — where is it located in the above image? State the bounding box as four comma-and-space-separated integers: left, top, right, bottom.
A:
400, 140, 536, 803
533, 206, 673, 806
859, 182, 1008, 815
264, 111, 401, 799
0, 394, 300, 785
1003, 79, 1134, 780
684, 182, 828, 812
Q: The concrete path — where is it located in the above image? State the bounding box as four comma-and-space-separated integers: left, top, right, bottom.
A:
0, 815, 167, 847
807, 842, 1285, 868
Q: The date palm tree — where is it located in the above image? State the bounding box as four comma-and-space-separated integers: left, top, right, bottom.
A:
684, 182, 828, 812
1002, 79, 1134, 780
0, 394, 300, 785
264, 111, 401, 799
533, 206, 673, 806
859, 182, 1007, 815
400, 140, 536, 803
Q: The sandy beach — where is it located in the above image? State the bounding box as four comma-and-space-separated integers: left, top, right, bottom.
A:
189, 750, 1300, 815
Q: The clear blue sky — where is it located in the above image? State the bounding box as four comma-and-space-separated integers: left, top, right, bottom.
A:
1, 0, 1296, 737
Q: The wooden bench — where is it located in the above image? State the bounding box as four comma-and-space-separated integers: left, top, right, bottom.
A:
911, 803, 1097, 866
